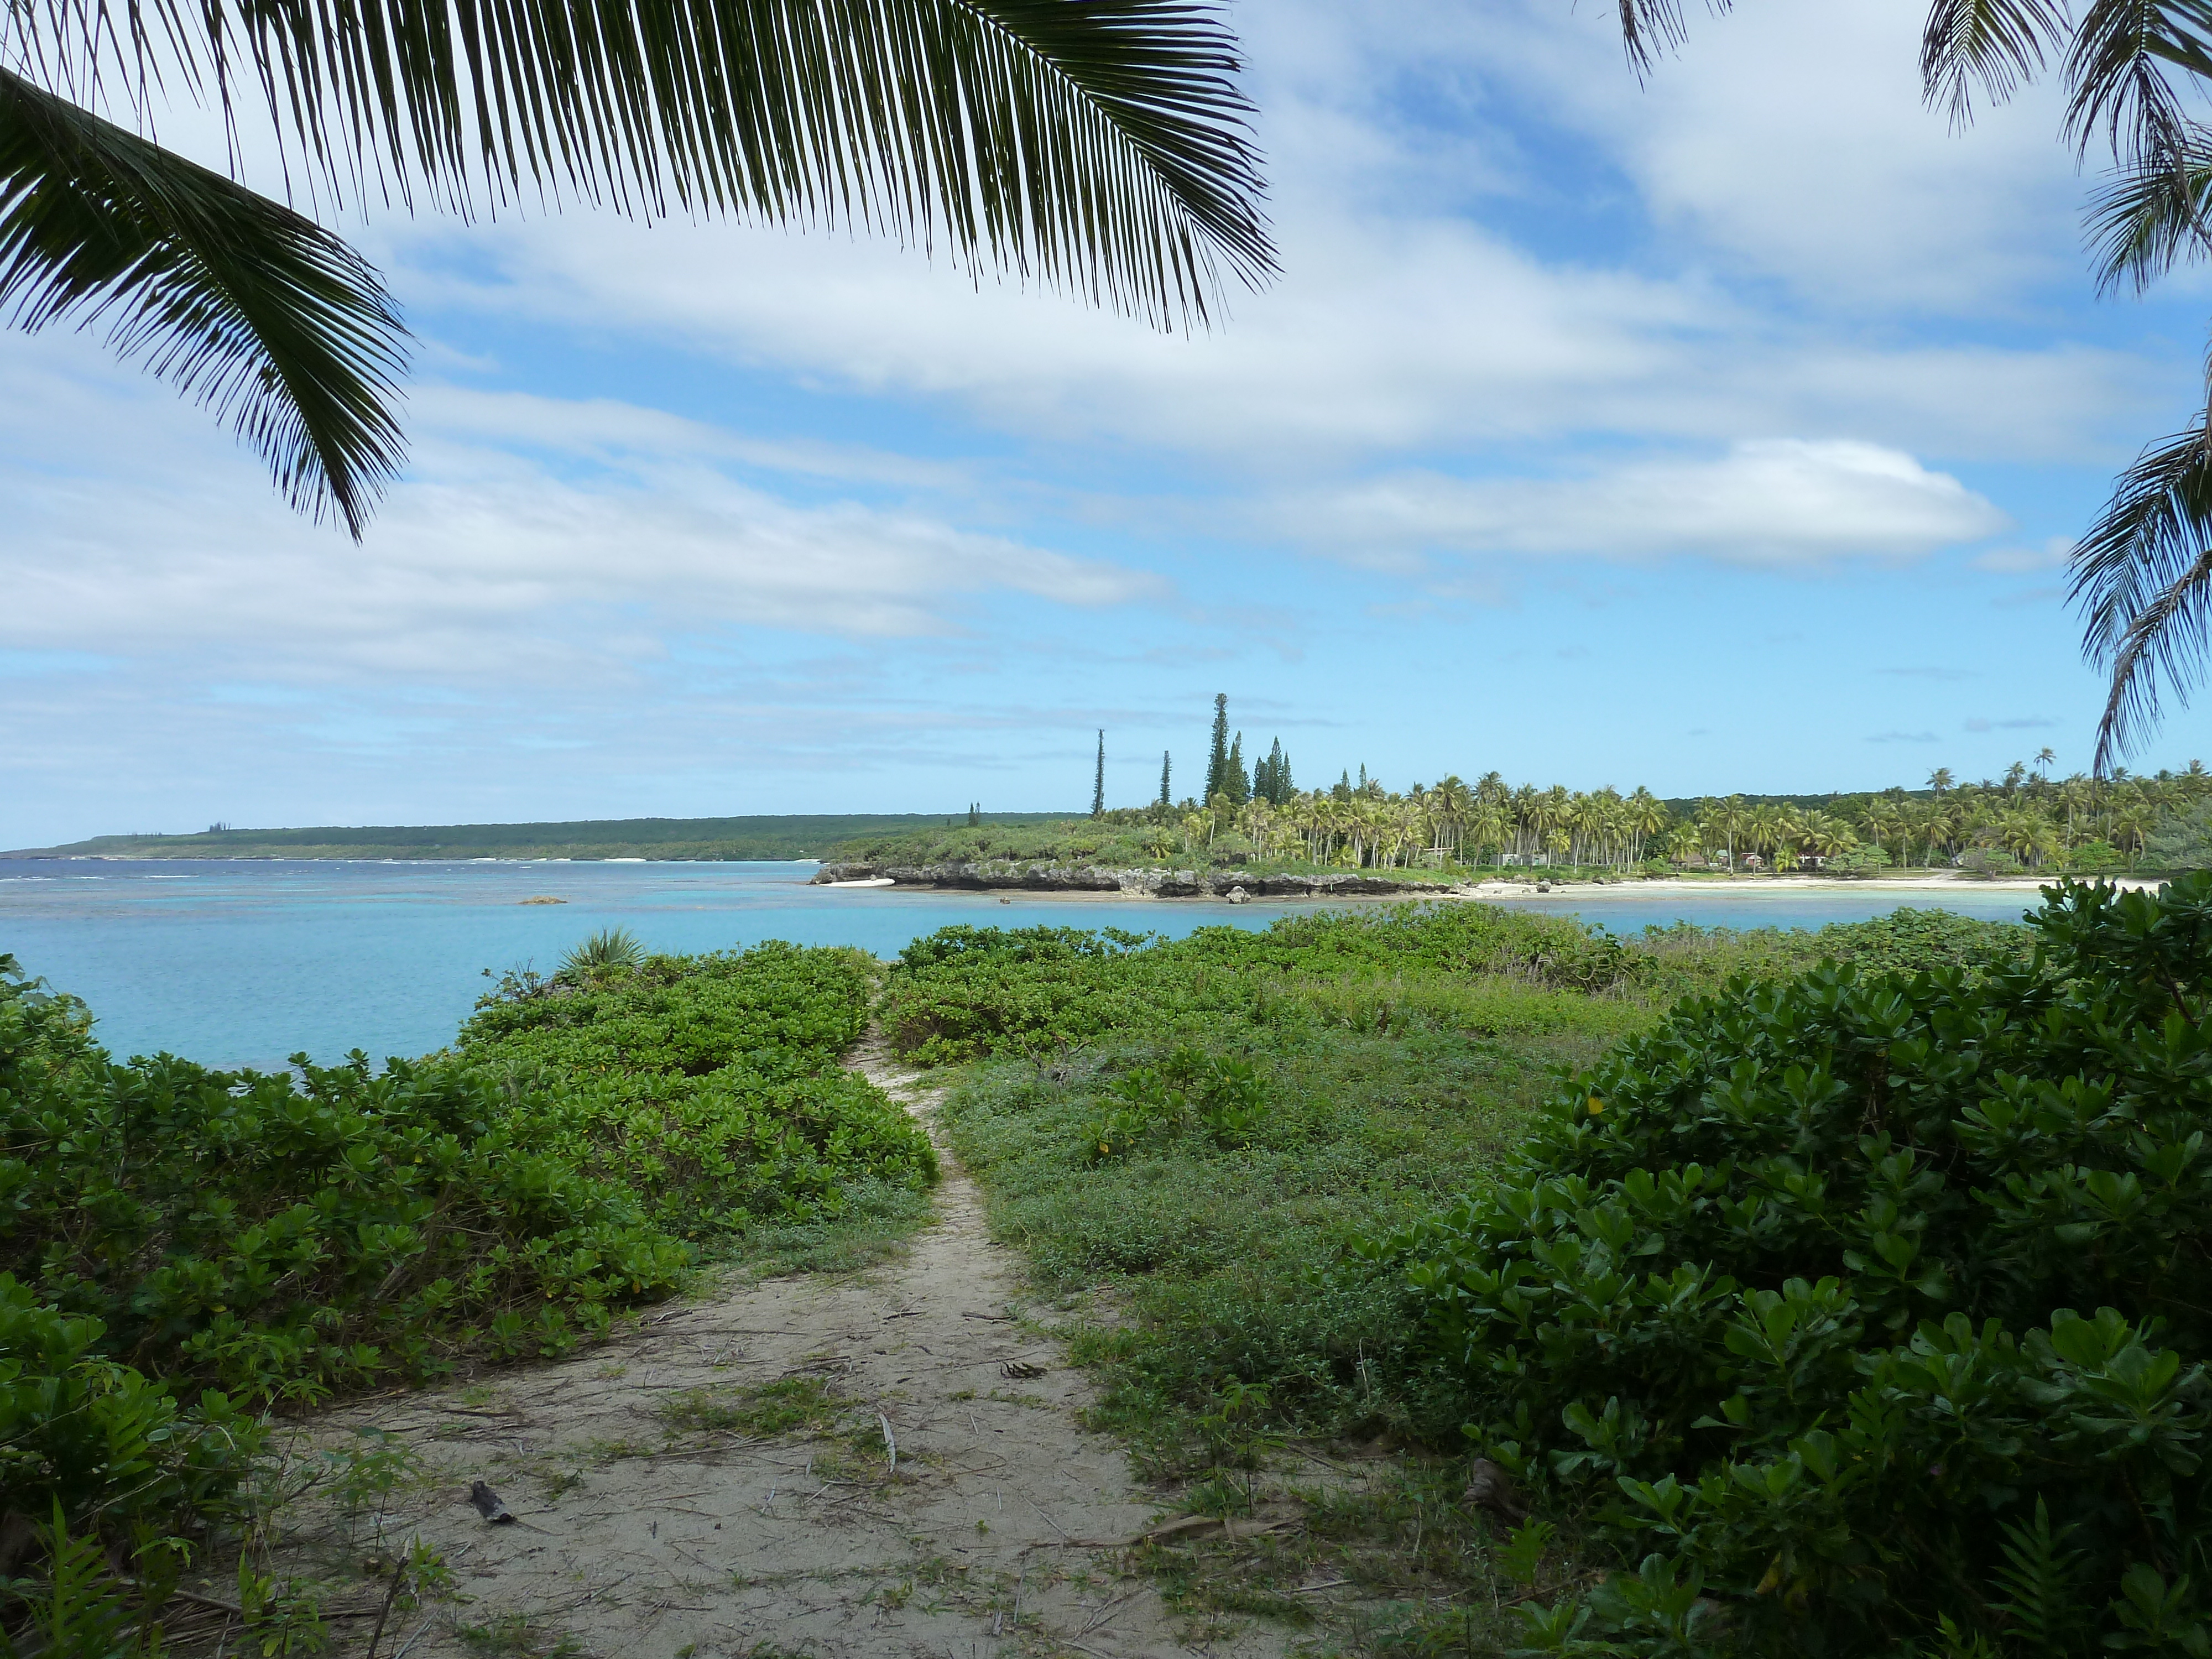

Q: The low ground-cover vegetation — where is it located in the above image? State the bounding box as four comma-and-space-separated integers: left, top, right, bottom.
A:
458, 941, 935, 1238
884, 902, 2028, 1068
910, 901, 2049, 1647
0, 939, 930, 1655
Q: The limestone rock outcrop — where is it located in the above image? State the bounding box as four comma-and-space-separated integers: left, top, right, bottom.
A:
807, 860, 1462, 899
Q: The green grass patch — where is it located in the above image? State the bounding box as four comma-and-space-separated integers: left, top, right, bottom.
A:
938, 978, 1635, 1458
658, 1375, 842, 1438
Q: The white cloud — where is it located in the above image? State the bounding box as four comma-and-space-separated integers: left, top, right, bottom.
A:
387, 200, 2158, 472
1974, 535, 2074, 573
1279, 440, 2007, 566
1485, 0, 2083, 312
0, 337, 1164, 680
345, 0, 2169, 477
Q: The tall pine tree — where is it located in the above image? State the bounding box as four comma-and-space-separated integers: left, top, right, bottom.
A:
1226, 732, 1251, 805
1092, 730, 1105, 817
1158, 750, 1172, 808
1205, 693, 1230, 801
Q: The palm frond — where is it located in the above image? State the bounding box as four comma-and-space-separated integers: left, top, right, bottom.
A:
1609, 0, 1727, 81
15, 0, 1275, 329
2086, 127, 2212, 294
0, 67, 409, 535
2063, 0, 2212, 169
1919, 0, 2067, 125
2070, 415, 2212, 771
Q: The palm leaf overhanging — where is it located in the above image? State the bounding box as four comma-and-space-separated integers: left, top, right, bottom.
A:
1611, 0, 2212, 768
2070, 421, 2212, 773
1, 70, 409, 535
4, 0, 1274, 536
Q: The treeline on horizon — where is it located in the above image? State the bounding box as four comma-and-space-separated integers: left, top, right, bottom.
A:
927, 693, 2212, 875
1067, 755, 2212, 876
6, 812, 1055, 862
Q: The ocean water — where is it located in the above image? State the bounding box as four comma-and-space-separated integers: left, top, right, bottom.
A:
0, 858, 2046, 1070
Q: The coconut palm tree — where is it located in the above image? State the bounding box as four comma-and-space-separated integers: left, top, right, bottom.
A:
4, 0, 1275, 536
1707, 795, 1749, 873
1431, 774, 1473, 861
1803, 811, 1858, 863
1625, 786, 1669, 866
1860, 798, 1904, 867
1999, 811, 2058, 868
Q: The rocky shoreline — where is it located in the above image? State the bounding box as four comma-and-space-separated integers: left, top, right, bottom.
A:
808, 859, 1464, 900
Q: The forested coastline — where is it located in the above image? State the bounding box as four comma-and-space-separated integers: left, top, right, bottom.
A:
831, 755, 2212, 881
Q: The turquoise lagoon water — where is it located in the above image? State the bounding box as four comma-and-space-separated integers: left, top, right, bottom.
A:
0, 858, 2046, 1071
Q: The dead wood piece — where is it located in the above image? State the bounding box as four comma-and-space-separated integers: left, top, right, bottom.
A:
362, 1558, 408, 1659
1131, 1514, 1297, 1546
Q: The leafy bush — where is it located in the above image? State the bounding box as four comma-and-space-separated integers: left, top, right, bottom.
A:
2, 1018, 690, 1402
462, 939, 874, 1076
1086, 1046, 1266, 1158
0, 1274, 265, 1543
1371, 876, 2212, 1654
2068, 837, 2125, 873
1629, 906, 2032, 998
882, 906, 1640, 1065
1820, 846, 1892, 875
457, 942, 934, 1237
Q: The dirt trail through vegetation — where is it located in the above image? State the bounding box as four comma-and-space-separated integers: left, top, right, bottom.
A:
308, 1039, 1282, 1659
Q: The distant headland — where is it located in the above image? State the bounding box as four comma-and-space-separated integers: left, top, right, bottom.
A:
2, 812, 1061, 864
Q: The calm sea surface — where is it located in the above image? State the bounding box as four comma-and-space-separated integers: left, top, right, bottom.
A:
0, 858, 2047, 1070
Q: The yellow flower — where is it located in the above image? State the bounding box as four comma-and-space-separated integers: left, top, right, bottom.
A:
1587, 1096, 1605, 1115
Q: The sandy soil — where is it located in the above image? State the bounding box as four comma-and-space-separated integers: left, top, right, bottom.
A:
287, 1044, 1286, 1659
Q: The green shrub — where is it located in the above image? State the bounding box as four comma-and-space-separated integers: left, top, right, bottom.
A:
1370, 875, 2212, 1655
1627, 906, 2030, 999
462, 940, 874, 1075
0, 1274, 264, 1541
497, 1067, 936, 1238
1086, 1046, 1266, 1158
881, 906, 1640, 1066
1, 1029, 689, 1402
2150, 800, 2212, 871
458, 941, 934, 1238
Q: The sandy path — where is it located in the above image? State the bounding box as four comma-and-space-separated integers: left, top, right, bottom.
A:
304, 1041, 1284, 1659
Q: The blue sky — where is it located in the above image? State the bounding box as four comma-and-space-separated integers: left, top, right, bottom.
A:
7, 0, 2209, 847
